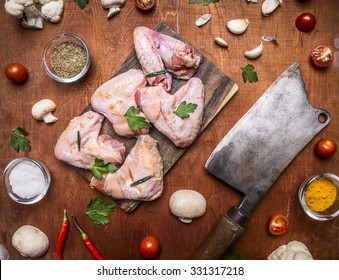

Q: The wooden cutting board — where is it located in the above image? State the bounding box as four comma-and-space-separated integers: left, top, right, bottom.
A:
77, 22, 238, 212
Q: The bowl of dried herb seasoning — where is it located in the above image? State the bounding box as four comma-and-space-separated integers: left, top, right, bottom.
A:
43, 33, 90, 83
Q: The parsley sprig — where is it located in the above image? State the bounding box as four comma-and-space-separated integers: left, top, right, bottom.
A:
124, 106, 151, 131
174, 101, 198, 119
85, 196, 116, 225
74, 0, 89, 9
241, 64, 258, 83
189, 0, 219, 6
10, 127, 31, 152
92, 158, 117, 180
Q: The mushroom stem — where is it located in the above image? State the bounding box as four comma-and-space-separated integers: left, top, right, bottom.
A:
43, 112, 58, 123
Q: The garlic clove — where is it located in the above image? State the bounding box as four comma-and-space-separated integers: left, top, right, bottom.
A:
226, 18, 249, 35
244, 40, 263, 59
195, 14, 211, 27
262, 0, 282, 17
214, 37, 229, 49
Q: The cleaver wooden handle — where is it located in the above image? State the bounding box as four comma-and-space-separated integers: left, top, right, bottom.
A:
190, 207, 246, 260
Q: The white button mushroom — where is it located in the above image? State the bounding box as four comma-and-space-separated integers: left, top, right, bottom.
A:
32, 99, 58, 123
101, 0, 126, 19
12, 225, 49, 258
169, 189, 207, 223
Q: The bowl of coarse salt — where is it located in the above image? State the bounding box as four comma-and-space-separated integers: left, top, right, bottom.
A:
2, 158, 51, 204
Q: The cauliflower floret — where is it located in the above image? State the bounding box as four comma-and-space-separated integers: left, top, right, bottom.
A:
268, 241, 313, 260
41, 0, 63, 23
4, 0, 34, 18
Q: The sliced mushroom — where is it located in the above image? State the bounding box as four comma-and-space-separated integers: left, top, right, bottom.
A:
169, 189, 207, 223
32, 99, 58, 124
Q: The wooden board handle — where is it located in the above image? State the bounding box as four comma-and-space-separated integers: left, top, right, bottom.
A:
190, 208, 245, 260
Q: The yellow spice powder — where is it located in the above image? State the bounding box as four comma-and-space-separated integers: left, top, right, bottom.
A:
305, 178, 337, 212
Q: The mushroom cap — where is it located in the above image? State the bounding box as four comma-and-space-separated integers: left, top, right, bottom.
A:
169, 189, 206, 223
12, 225, 49, 258
32, 99, 56, 120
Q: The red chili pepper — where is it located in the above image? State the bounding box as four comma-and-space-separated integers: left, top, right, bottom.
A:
56, 209, 69, 260
72, 216, 104, 260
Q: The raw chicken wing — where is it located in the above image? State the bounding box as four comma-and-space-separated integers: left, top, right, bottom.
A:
91, 135, 163, 201
91, 69, 149, 138
133, 26, 202, 91
54, 111, 125, 169
135, 77, 205, 148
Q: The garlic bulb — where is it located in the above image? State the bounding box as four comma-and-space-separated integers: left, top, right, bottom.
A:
244, 41, 263, 59
226, 18, 249, 35
214, 37, 229, 49
262, 0, 282, 16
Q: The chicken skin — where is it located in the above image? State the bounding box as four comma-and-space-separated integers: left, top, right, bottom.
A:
135, 77, 205, 148
91, 69, 149, 138
90, 135, 163, 201
133, 26, 202, 91
54, 111, 125, 169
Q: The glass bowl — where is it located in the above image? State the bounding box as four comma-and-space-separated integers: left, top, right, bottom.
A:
298, 173, 339, 221
43, 33, 90, 83
2, 158, 51, 205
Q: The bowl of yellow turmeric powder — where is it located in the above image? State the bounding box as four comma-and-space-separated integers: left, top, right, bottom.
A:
298, 173, 339, 221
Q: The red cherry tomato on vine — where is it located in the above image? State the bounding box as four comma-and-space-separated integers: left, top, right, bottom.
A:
139, 236, 160, 259
5, 63, 28, 84
310, 45, 334, 68
295, 12, 316, 32
315, 138, 337, 158
268, 214, 289, 236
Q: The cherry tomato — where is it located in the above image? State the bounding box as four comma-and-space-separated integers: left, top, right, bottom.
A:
139, 236, 160, 259
5, 62, 28, 84
268, 214, 289, 236
315, 138, 337, 158
135, 0, 156, 11
295, 12, 316, 32
310, 45, 334, 68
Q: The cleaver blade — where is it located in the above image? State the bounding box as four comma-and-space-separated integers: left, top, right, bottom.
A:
190, 62, 331, 260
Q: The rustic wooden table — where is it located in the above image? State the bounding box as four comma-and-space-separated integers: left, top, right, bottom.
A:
0, 0, 338, 260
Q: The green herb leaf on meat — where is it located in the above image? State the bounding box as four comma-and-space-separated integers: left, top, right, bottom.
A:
85, 196, 116, 225
10, 127, 31, 152
241, 64, 258, 83
124, 106, 151, 131
92, 158, 117, 180
174, 101, 198, 119
130, 175, 154, 187
74, 0, 89, 9
145, 70, 169, 78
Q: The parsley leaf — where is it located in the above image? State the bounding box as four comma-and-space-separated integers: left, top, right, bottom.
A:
124, 106, 151, 131
10, 127, 31, 152
241, 64, 258, 83
174, 101, 198, 119
74, 0, 89, 9
85, 196, 116, 225
92, 158, 117, 180
189, 0, 219, 5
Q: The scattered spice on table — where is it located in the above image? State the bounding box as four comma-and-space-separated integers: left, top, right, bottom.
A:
50, 42, 87, 78
305, 177, 337, 212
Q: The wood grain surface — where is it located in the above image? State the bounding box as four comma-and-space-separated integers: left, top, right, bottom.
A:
0, 0, 338, 260
79, 22, 238, 212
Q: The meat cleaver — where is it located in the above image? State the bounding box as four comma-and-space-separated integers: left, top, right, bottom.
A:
191, 62, 331, 259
